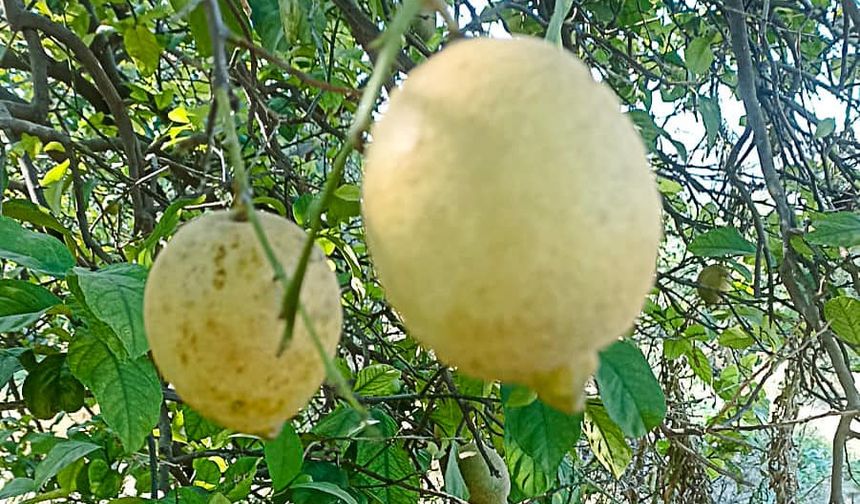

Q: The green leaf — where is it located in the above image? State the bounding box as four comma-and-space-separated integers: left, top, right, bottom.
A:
688, 227, 756, 257
354, 363, 401, 397
503, 388, 582, 474
22, 354, 85, 419
355, 411, 418, 504
824, 296, 860, 345
807, 212, 860, 247
140, 196, 205, 259
334, 184, 361, 202
193, 458, 221, 485
249, 0, 286, 52
718, 326, 754, 349
814, 118, 836, 138
583, 402, 632, 479
72, 264, 149, 358
0, 216, 74, 277
34, 439, 100, 488
183, 405, 224, 441
685, 37, 714, 75
219, 457, 260, 501
699, 96, 721, 148
501, 383, 537, 408
0, 478, 36, 499
444, 443, 470, 501
0, 199, 72, 237
289, 482, 358, 504
265, 424, 303, 491
663, 338, 692, 360
685, 345, 713, 384
123, 25, 163, 76
0, 349, 24, 385
504, 434, 552, 499
88, 458, 122, 498
311, 404, 365, 439
596, 341, 666, 438
0, 279, 60, 332
67, 323, 162, 452
39, 160, 70, 187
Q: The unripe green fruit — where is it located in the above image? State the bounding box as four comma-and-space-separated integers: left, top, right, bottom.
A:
696, 264, 731, 305
457, 442, 510, 504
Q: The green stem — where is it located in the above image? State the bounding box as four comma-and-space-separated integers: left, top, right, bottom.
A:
278, 0, 422, 349
545, 0, 573, 46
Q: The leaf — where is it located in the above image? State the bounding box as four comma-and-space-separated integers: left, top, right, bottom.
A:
504, 434, 552, 499
596, 341, 667, 438
311, 404, 365, 439
0, 279, 60, 332
170, 0, 248, 57
685, 37, 714, 75
0, 349, 24, 385
354, 363, 402, 397
0, 216, 74, 277
501, 383, 537, 408
67, 323, 162, 452
688, 227, 756, 257
824, 296, 860, 345
193, 458, 221, 486
289, 482, 359, 504
141, 196, 205, 258
699, 96, 721, 148
334, 184, 361, 202
1, 199, 72, 237
183, 405, 224, 441
807, 212, 860, 247
355, 411, 418, 504
503, 388, 582, 474
265, 424, 303, 491
22, 354, 85, 419
123, 25, 163, 76
39, 159, 70, 187
444, 443, 469, 501
248, 0, 286, 52
718, 326, 754, 349
583, 402, 632, 479
34, 439, 100, 488
219, 457, 260, 501
72, 264, 149, 358
814, 118, 836, 138
0, 478, 36, 499
685, 345, 713, 384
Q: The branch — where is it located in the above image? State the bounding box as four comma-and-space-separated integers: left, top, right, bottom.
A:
3, 0, 150, 232
330, 0, 415, 72
724, 2, 860, 502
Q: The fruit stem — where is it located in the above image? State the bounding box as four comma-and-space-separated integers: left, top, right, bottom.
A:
278, 0, 422, 349
545, 0, 573, 46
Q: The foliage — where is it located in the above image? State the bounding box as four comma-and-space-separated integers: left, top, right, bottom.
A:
0, 0, 858, 502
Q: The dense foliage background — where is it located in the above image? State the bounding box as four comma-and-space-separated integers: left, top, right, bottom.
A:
0, 0, 858, 502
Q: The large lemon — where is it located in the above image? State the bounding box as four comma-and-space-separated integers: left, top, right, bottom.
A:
362, 36, 662, 412
143, 210, 342, 437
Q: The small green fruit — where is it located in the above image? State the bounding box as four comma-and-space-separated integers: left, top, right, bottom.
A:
696, 265, 731, 305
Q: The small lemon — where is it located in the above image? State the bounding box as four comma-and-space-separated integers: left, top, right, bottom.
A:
143, 210, 342, 437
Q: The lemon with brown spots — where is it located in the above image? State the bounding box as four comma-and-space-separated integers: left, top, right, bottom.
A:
362, 36, 662, 413
143, 210, 342, 437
